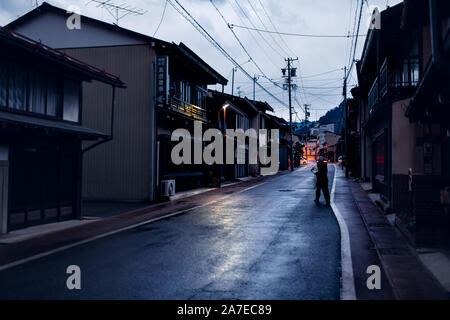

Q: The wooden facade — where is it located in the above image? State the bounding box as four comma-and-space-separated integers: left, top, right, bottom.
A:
0, 27, 122, 232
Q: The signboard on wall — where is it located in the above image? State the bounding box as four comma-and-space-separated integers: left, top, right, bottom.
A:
156, 55, 169, 107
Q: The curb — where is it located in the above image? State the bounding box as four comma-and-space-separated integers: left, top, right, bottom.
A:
330, 164, 356, 300
351, 180, 448, 300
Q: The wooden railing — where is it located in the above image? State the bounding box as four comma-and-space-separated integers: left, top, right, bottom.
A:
168, 97, 208, 123
368, 58, 419, 113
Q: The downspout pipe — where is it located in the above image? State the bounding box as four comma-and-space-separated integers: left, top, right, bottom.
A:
82, 85, 116, 153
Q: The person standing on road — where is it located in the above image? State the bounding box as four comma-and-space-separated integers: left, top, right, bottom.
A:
312, 156, 330, 206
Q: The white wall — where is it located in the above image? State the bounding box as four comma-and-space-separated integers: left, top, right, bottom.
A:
392, 98, 416, 175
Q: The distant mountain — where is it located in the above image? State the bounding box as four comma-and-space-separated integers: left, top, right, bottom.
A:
318, 100, 345, 134
293, 120, 317, 136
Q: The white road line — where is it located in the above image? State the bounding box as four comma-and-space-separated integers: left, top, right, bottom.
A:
330, 164, 356, 300
0, 182, 267, 272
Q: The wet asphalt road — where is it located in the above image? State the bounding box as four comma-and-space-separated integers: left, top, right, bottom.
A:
0, 166, 340, 300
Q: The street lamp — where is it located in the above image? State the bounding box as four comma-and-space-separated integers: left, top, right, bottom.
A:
222, 103, 228, 133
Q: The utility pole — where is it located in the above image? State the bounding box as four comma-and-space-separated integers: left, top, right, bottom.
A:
304, 104, 311, 123
237, 86, 242, 97
231, 67, 236, 96
343, 66, 349, 178
253, 75, 259, 100
304, 104, 311, 148
283, 58, 298, 171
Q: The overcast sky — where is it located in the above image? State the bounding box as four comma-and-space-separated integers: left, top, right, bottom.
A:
0, 0, 402, 121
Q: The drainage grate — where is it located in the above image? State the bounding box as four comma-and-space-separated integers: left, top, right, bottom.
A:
278, 189, 295, 192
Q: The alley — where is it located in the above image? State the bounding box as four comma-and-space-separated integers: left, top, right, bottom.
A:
0, 166, 340, 300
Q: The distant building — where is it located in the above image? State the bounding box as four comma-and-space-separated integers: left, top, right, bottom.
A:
319, 123, 335, 134
206, 91, 274, 180
304, 140, 319, 161
309, 127, 320, 137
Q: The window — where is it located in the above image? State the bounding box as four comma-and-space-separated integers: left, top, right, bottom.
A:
8, 63, 27, 111
180, 80, 185, 101
29, 69, 46, 114
63, 79, 80, 122
0, 59, 81, 122
0, 61, 7, 108
171, 77, 181, 99
198, 92, 204, 108
191, 87, 198, 106
46, 74, 62, 117
184, 83, 191, 103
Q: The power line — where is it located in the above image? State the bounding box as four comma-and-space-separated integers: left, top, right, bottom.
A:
153, 0, 168, 37
166, 0, 288, 109
245, 0, 290, 57
346, 0, 364, 81
230, 24, 367, 38
346, 0, 360, 69
226, 0, 280, 69
209, 0, 284, 91
257, 0, 296, 57
301, 68, 342, 78
344, 0, 354, 68
232, 0, 284, 58
301, 86, 343, 89
209, 0, 270, 81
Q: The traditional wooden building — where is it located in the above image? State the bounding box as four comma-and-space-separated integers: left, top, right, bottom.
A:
266, 114, 290, 170
207, 91, 274, 181
355, 0, 450, 247
0, 27, 123, 232
356, 3, 418, 208
7, 2, 227, 200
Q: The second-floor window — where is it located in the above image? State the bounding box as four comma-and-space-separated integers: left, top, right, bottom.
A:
0, 59, 80, 123
8, 63, 27, 111
170, 77, 206, 108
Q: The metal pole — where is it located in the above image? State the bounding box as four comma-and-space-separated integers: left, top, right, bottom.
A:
253, 75, 256, 100
287, 59, 294, 171
344, 66, 349, 178
231, 68, 235, 96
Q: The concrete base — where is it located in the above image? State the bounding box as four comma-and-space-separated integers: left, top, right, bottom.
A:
0, 219, 98, 244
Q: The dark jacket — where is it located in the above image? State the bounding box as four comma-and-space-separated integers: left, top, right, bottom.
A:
315, 161, 328, 187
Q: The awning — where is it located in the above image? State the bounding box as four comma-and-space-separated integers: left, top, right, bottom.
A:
0, 111, 108, 140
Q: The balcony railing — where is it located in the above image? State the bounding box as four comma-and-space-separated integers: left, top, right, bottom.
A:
368, 58, 419, 113
168, 96, 208, 123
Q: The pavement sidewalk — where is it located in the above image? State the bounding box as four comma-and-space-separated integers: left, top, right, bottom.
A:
333, 166, 447, 300
0, 169, 295, 270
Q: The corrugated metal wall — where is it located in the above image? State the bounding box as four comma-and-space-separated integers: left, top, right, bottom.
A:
64, 45, 155, 201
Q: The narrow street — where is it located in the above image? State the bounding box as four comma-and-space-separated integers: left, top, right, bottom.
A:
0, 166, 340, 300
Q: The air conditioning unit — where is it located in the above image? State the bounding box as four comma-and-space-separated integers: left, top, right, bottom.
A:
161, 180, 176, 197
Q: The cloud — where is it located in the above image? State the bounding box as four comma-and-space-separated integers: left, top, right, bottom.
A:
0, 0, 403, 121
